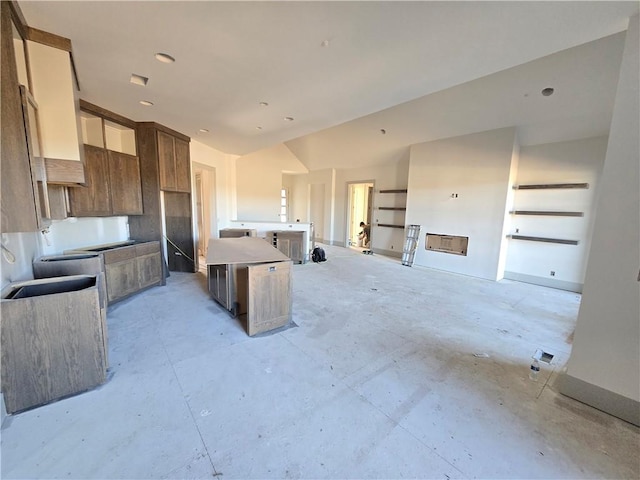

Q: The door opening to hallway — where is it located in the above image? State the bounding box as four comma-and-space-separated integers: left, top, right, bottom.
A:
346, 182, 374, 252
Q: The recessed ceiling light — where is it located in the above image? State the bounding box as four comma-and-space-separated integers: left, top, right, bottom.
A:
199, 128, 209, 133
155, 53, 175, 64
541, 87, 555, 96
321, 39, 330, 47
130, 74, 149, 86
139, 100, 154, 106
256, 126, 263, 130
259, 102, 269, 107
284, 117, 294, 122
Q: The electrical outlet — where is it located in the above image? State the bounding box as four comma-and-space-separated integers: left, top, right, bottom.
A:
550, 271, 555, 276
515, 228, 519, 233
390, 245, 394, 249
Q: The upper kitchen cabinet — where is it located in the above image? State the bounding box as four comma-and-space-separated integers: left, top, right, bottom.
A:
68, 103, 142, 217
157, 130, 191, 192
1, 1, 87, 231
25, 28, 85, 187
129, 123, 196, 273
1, 2, 49, 232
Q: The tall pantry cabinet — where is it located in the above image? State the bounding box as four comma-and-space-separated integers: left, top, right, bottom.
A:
128, 123, 196, 274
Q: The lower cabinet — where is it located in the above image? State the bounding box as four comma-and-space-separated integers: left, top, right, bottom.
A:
0, 275, 107, 414
67, 241, 163, 304
266, 230, 307, 263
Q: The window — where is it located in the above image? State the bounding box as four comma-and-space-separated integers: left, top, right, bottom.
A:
280, 188, 287, 223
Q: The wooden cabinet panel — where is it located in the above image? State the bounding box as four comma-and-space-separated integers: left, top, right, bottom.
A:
69, 145, 143, 217
1, 275, 106, 414
130, 123, 193, 275
165, 191, 196, 272
137, 252, 162, 290
174, 138, 191, 192
268, 231, 306, 263
69, 241, 162, 304
108, 150, 142, 215
157, 130, 176, 191
246, 261, 292, 336
68, 144, 110, 216
105, 259, 138, 303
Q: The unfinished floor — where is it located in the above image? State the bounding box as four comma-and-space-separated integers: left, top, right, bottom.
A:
2, 244, 639, 479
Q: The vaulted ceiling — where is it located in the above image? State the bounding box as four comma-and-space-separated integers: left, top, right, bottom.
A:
19, 1, 639, 170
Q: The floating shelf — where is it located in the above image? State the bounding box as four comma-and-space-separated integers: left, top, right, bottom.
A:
508, 234, 578, 245
379, 189, 408, 194
377, 207, 406, 211
510, 210, 584, 217
377, 223, 405, 229
513, 183, 589, 190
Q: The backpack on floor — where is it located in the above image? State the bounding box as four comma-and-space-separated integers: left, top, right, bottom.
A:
311, 246, 326, 263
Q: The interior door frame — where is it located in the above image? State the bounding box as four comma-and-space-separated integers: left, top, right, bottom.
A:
345, 180, 375, 248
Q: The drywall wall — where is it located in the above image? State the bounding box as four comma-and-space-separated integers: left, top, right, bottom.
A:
190, 140, 236, 229
496, 139, 519, 280
0, 232, 40, 288
561, 15, 639, 425
287, 168, 335, 244
334, 152, 410, 252
406, 127, 517, 280
42, 217, 129, 255
504, 136, 607, 291
235, 144, 307, 221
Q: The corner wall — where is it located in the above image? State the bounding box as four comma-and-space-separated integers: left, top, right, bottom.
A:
560, 15, 640, 426
235, 144, 307, 221
406, 127, 517, 280
504, 136, 607, 292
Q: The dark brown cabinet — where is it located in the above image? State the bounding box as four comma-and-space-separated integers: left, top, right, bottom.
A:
129, 123, 196, 273
1, 2, 51, 233
68, 145, 142, 217
1, 275, 107, 414
68, 241, 163, 304
158, 130, 191, 193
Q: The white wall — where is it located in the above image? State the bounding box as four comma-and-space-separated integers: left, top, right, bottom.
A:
0, 232, 40, 288
504, 136, 607, 291
190, 140, 236, 230
561, 15, 639, 425
42, 217, 129, 256
334, 153, 410, 252
235, 144, 307, 221
406, 127, 517, 280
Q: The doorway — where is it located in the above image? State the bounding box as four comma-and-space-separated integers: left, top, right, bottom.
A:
346, 182, 374, 250
192, 162, 217, 271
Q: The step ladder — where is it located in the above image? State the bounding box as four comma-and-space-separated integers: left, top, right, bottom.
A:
402, 224, 421, 267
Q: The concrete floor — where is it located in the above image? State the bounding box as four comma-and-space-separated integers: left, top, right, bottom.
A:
2, 244, 639, 479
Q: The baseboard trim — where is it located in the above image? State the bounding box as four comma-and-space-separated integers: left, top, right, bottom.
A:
558, 373, 640, 426
504, 271, 582, 293
373, 248, 402, 258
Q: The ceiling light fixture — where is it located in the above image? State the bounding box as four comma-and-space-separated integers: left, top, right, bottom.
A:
199, 128, 209, 133
139, 100, 154, 106
155, 53, 175, 64
541, 87, 555, 96
259, 102, 269, 107
256, 126, 263, 130
130, 74, 149, 86
380, 129, 387, 135
321, 39, 330, 47
284, 117, 294, 122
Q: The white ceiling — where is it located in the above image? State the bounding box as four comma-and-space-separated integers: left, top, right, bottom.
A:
18, 1, 639, 170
